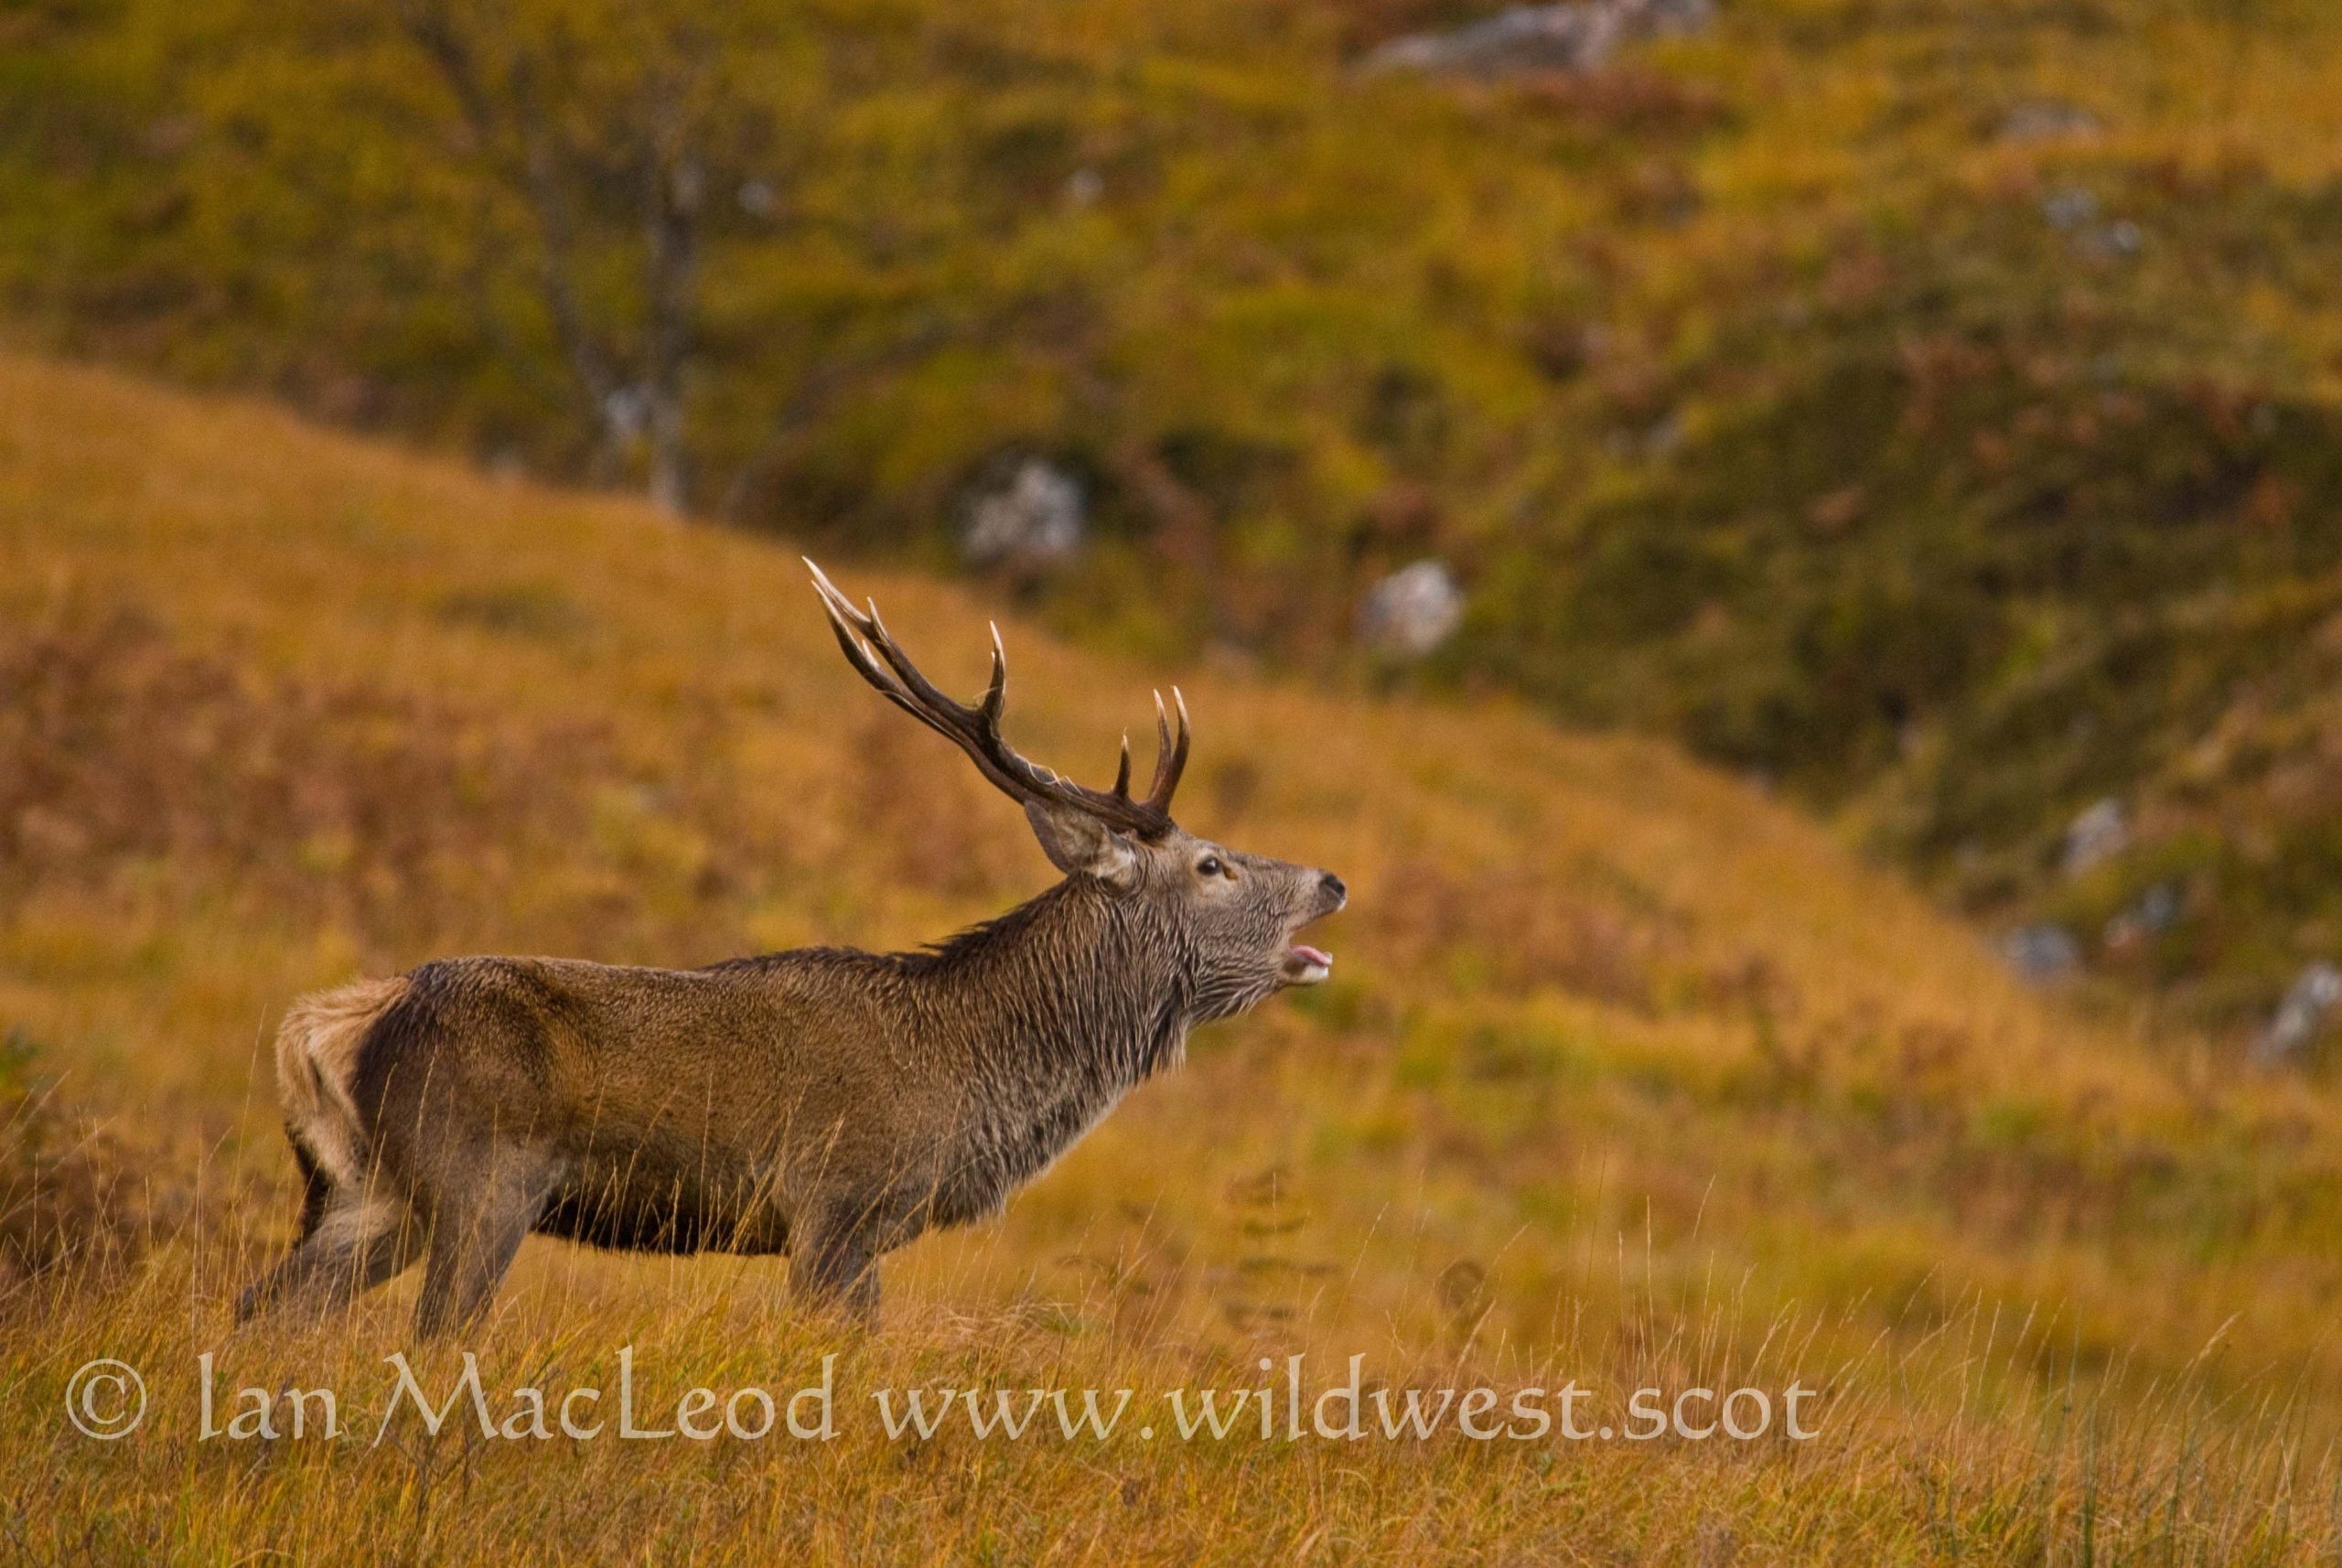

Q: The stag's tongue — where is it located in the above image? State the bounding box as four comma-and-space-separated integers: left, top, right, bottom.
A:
1283, 944, 1334, 985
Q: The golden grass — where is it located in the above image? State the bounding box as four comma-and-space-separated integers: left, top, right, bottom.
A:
5, 353, 2342, 1560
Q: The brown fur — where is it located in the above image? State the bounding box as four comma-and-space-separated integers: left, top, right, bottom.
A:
272, 975, 411, 1190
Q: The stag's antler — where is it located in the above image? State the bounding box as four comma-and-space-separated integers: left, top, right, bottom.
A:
807, 560, 1187, 836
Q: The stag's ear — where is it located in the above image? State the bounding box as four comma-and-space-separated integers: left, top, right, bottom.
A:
1025, 800, 1140, 890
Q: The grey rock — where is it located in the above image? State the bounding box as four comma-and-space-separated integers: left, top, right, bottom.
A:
961, 458, 1086, 573
601, 383, 652, 442
2041, 187, 2100, 231
2102, 880, 2181, 949
1360, 559, 1467, 659
2077, 219, 2144, 261
2061, 798, 2128, 878
2003, 923, 2081, 983
1362, 0, 1714, 79
2256, 961, 2342, 1067
1640, 410, 1687, 459
1996, 100, 2102, 143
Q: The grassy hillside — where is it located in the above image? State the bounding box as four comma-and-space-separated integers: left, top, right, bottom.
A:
7, 355, 2342, 1558
11, 0, 2342, 1037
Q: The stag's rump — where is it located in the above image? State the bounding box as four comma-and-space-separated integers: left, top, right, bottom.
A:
288, 953, 908, 1256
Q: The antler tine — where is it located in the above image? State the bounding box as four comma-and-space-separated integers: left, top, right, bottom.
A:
805, 558, 1184, 836
1144, 692, 1173, 801
866, 601, 1018, 768
806, 557, 884, 644
858, 595, 949, 713
806, 560, 1026, 796
1143, 686, 1191, 813
807, 564, 937, 730
982, 624, 1009, 727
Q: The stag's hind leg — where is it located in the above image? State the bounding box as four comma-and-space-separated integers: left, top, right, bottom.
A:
413, 1149, 559, 1339
237, 1181, 423, 1322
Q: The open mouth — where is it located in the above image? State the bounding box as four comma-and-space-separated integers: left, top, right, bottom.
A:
1280, 943, 1334, 986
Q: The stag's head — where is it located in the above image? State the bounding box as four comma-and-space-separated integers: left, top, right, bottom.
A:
809, 562, 1347, 1020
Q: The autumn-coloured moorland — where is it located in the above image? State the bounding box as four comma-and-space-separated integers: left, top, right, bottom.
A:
1, 354, 2341, 1560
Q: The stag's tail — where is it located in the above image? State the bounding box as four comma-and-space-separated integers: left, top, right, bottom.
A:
274, 975, 407, 1192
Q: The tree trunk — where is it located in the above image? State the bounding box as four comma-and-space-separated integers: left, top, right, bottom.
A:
640, 85, 701, 520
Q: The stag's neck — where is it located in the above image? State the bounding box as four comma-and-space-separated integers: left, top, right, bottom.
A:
889, 880, 1187, 1218
903, 879, 1188, 1095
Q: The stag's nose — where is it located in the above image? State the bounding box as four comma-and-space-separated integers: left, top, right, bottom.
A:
1319, 872, 1348, 910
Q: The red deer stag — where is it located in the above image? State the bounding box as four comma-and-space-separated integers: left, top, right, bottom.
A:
239, 562, 1347, 1334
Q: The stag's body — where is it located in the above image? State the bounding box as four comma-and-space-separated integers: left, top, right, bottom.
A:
241, 564, 1344, 1336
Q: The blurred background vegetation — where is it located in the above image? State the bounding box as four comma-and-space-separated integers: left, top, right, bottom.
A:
9, 0, 2342, 1043
15, 4, 2342, 1552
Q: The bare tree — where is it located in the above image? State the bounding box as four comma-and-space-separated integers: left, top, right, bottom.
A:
396, 0, 721, 513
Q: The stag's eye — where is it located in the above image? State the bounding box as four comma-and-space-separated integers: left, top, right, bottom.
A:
1196, 855, 1224, 879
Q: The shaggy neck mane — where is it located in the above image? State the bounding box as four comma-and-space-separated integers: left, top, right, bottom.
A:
897, 877, 1191, 1089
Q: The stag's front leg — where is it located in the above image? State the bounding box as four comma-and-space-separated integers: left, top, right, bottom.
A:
790, 1197, 884, 1326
